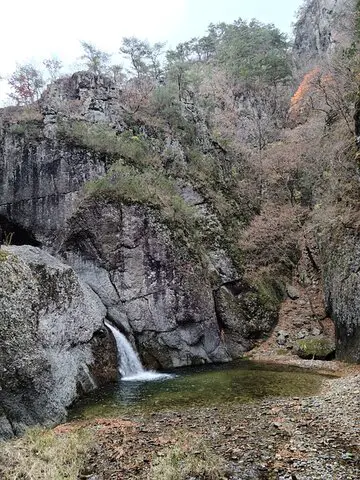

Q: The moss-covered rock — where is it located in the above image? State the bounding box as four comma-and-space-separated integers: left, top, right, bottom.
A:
0, 250, 9, 261
294, 337, 335, 360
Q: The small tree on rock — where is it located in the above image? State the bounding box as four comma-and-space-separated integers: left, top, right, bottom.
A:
120, 37, 165, 80
8, 64, 44, 105
43, 58, 63, 81
80, 41, 111, 75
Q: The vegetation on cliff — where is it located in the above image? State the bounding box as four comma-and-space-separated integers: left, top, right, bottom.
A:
47, 19, 294, 292
1, 4, 360, 480
1, 1, 360, 361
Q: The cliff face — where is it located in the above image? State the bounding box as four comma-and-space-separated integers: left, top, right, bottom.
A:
293, 0, 354, 62
0, 75, 111, 244
61, 201, 231, 367
293, 0, 360, 363
0, 72, 280, 434
318, 229, 360, 362
316, 95, 360, 363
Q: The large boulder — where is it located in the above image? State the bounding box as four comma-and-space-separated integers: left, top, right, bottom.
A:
60, 201, 233, 368
0, 245, 116, 438
294, 337, 336, 360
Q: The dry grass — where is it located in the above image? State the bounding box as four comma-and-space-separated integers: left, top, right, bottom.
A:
0, 427, 93, 480
0, 250, 10, 262
149, 434, 228, 480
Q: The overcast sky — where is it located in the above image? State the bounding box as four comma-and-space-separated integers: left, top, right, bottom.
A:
0, 0, 304, 104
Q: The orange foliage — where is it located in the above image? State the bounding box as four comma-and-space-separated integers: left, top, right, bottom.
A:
290, 67, 337, 121
290, 67, 321, 113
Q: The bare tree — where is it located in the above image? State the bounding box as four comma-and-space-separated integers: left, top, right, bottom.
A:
43, 58, 63, 81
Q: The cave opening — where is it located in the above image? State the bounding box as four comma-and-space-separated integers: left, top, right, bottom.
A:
0, 215, 41, 247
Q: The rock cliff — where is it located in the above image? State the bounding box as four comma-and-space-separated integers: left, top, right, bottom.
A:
0, 72, 279, 434
0, 76, 110, 244
61, 201, 231, 367
293, 0, 360, 363
318, 229, 360, 362
293, 0, 354, 62
0, 245, 116, 438
315, 92, 360, 363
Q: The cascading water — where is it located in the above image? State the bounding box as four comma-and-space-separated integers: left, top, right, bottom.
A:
105, 321, 144, 377
104, 320, 172, 381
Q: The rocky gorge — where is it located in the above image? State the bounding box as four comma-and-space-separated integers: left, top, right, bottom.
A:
0, 0, 359, 448
0, 72, 274, 435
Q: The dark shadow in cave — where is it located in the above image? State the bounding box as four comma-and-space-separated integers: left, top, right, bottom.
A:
0, 215, 41, 247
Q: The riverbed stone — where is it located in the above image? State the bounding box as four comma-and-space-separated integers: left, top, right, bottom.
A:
286, 285, 300, 300
294, 337, 336, 360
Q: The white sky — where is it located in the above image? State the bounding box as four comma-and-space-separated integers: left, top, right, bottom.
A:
0, 0, 304, 104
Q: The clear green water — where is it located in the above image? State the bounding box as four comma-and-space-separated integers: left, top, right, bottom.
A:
70, 360, 328, 420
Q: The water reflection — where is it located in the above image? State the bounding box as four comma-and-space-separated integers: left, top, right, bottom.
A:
70, 360, 329, 420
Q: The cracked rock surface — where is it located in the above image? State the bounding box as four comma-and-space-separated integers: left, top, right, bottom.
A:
60, 201, 233, 368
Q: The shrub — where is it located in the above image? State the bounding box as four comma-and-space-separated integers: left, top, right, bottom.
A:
276, 348, 289, 356
150, 86, 197, 143
239, 203, 307, 280
254, 274, 285, 313
8, 120, 43, 140
0, 250, 9, 262
185, 148, 255, 227
86, 161, 198, 235
57, 120, 156, 166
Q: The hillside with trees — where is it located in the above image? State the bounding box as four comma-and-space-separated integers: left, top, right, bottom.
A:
0, 0, 360, 478
1, 0, 360, 369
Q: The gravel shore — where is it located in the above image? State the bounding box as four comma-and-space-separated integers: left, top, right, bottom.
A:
77, 361, 359, 479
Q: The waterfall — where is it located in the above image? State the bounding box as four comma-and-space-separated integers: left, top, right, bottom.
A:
105, 321, 172, 382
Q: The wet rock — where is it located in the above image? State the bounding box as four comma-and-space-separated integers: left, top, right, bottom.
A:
61, 202, 232, 367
